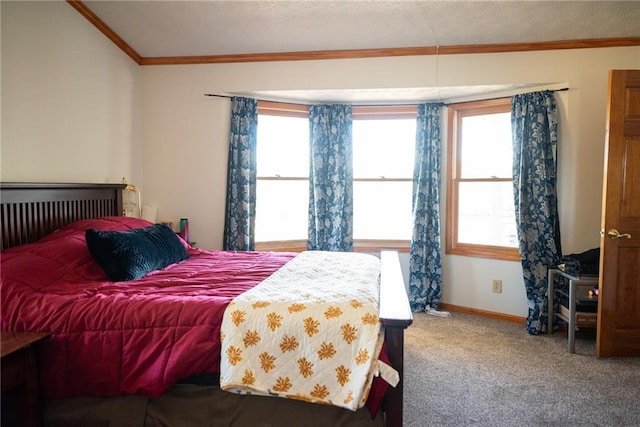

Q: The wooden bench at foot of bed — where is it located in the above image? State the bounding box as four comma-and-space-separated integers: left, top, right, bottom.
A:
379, 250, 413, 427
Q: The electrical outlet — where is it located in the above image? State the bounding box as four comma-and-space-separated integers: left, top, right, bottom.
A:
492, 279, 502, 293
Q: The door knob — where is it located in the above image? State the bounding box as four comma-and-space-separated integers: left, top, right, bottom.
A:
607, 229, 632, 239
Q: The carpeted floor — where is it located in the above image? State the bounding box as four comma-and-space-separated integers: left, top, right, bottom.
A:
403, 312, 640, 427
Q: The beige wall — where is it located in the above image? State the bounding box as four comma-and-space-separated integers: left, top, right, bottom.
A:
1, 1, 142, 185
2, 1, 639, 317
141, 48, 639, 317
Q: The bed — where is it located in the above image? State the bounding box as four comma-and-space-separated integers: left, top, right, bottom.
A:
0, 182, 413, 427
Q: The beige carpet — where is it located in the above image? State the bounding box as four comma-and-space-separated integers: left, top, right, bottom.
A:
403, 312, 640, 427
41, 312, 640, 426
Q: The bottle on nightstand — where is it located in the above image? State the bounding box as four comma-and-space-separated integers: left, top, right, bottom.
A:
179, 218, 189, 243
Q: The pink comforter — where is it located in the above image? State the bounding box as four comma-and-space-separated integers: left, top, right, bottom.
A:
0, 217, 295, 398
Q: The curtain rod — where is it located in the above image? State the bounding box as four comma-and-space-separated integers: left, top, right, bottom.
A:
204, 87, 569, 107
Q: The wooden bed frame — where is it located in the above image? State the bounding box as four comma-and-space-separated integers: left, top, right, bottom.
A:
0, 182, 413, 427
0, 182, 125, 250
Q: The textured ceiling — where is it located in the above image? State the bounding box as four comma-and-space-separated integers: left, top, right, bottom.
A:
83, 0, 640, 58
79, 0, 640, 103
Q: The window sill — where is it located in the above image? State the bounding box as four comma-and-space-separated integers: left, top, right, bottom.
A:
255, 240, 307, 252
255, 240, 410, 253
353, 240, 410, 253
446, 243, 520, 262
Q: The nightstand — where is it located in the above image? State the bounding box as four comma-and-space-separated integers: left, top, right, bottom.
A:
547, 268, 599, 353
1, 331, 50, 427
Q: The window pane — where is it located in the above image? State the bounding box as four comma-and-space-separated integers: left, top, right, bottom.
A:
458, 181, 518, 247
256, 110, 415, 244
353, 181, 413, 240
353, 119, 415, 178
257, 115, 309, 177
255, 180, 308, 241
460, 112, 512, 179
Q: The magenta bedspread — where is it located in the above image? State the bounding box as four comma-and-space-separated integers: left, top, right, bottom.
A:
0, 217, 295, 398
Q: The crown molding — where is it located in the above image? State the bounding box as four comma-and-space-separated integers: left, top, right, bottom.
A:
67, 0, 142, 65
140, 38, 640, 65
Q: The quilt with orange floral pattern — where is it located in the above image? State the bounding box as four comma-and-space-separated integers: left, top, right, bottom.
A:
220, 251, 384, 411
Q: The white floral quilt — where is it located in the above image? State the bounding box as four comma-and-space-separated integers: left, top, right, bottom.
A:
220, 251, 384, 411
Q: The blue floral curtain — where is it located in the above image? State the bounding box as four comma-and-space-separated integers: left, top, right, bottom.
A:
409, 104, 443, 312
223, 97, 258, 251
308, 104, 354, 251
511, 90, 562, 335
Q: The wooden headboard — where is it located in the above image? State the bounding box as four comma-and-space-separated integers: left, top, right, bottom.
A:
1, 182, 125, 250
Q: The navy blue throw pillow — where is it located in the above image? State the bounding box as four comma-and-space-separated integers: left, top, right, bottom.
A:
85, 223, 189, 282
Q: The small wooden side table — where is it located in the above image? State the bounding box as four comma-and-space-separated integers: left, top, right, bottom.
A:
547, 268, 599, 353
1, 331, 50, 427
